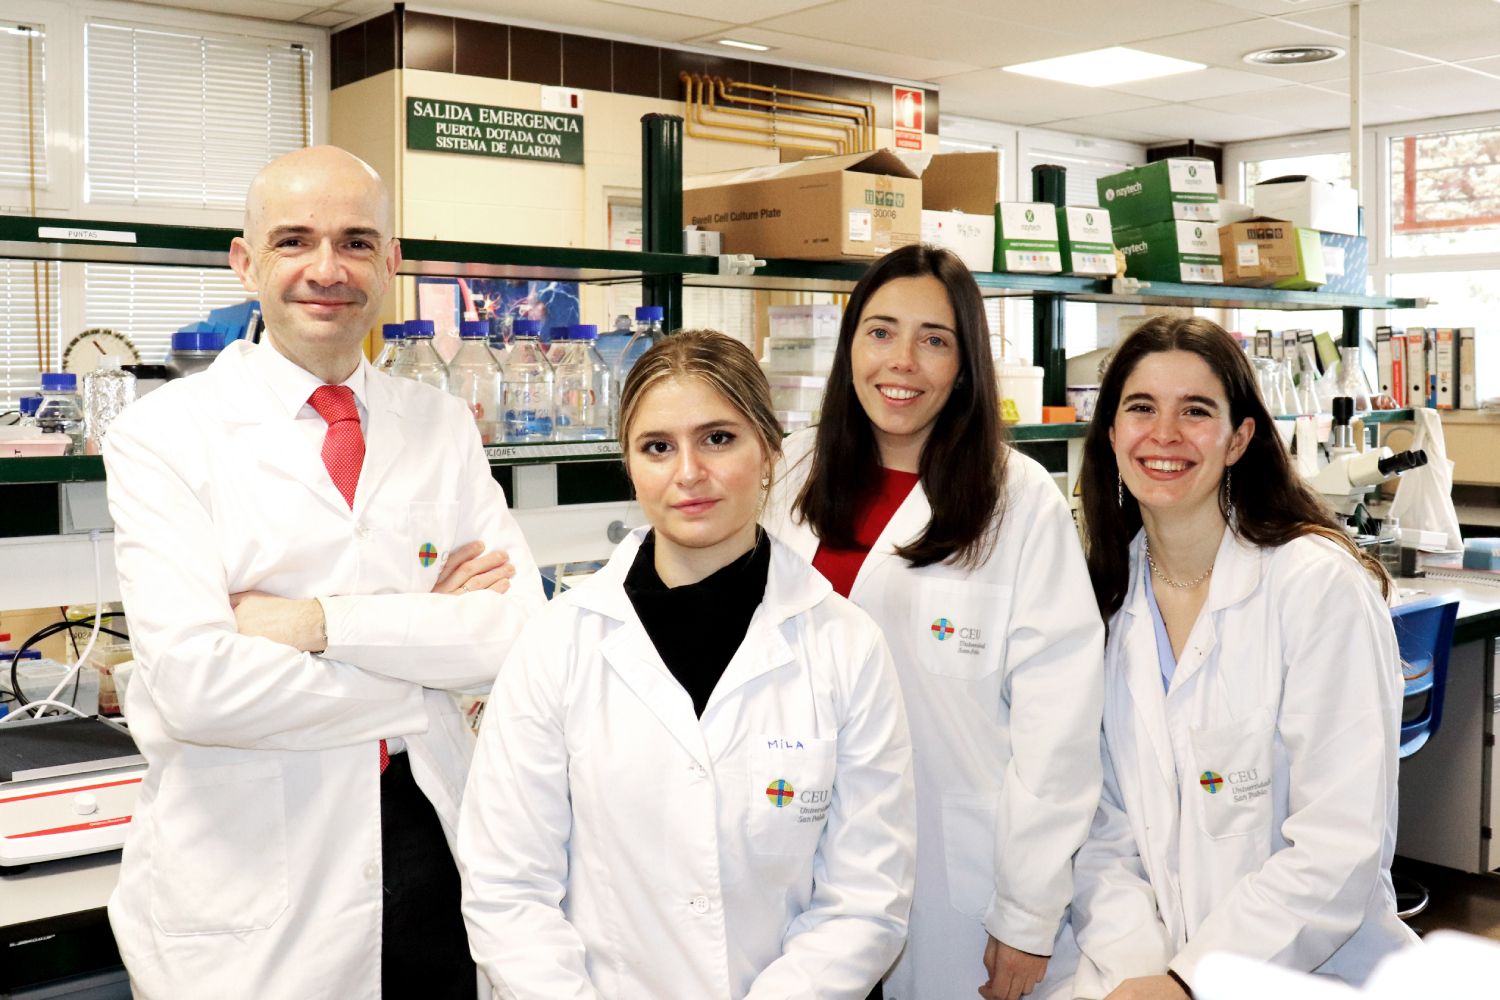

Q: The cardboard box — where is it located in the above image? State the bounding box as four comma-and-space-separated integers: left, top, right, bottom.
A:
1253, 176, 1359, 237
1096, 158, 1220, 230
1315, 231, 1369, 295
1218, 219, 1324, 289
1058, 206, 1118, 276
921, 151, 1002, 215
683, 149, 921, 261
1114, 220, 1223, 284
993, 202, 1061, 273
921, 209, 995, 273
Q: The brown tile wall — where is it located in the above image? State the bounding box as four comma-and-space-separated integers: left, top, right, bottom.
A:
331, 6, 938, 134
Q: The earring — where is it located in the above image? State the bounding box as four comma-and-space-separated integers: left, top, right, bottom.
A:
1117, 472, 1124, 508
1222, 466, 1234, 519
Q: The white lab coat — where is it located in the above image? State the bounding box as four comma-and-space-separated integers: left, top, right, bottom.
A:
765, 430, 1105, 999
457, 528, 917, 999
103, 341, 545, 1000
1069, 528, 1418, 997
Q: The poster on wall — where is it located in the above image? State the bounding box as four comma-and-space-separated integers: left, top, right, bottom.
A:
416, 276, 581, 345
406, 98, 585, 164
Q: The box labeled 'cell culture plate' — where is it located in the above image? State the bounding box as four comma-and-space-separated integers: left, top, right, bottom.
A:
921, 209, 994, 273
1096, 158, 1221, 230
683, 149, 921, 261
993, 202, 1061, 273
1115, 220, 1223, 284
1218, 219, 1325, 290
1057, 206, 1117, 276
1253, 176, 1359, 237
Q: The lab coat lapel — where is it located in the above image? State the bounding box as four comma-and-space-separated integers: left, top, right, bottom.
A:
354, 371, 407, 518
850, 479, 929, 598
213, 346, 352, 516
1163, 529, 1260, 692
1119, 535, 1181, 793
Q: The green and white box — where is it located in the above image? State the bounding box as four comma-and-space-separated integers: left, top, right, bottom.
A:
993, 202, 1061, 273
1058, 206, 1117, 276
1096, 159, 1220, 230
1115, 220, 1223, 284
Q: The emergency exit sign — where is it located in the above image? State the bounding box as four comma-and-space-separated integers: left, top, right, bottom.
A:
406, 98, 584, 164
893, 87, 924, 150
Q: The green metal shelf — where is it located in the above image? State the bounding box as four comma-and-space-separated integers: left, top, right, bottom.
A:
1067, 279, 1418, 312
0, 455, 105, 485
1007, 422, 1090, 441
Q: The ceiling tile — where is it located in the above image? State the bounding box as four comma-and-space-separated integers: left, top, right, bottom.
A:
750, 0, 1082, 69
162, 0, 321, 19
578, 0, 823, 20
710, 26, 978, 82
1281, 0, 1500, 64
1079, 101, 1291, 142
433, 0, 734, 43
1319, 63, 1500, 119
1195, 83, 1423, 133
1457, 55, 1500, 78
928, 0, 1261, 49
298, 10, 353, 27
1029, 114, 1179, 144
1135, 17, 1431, 82
929, 66, 1169, 124
1204, 0, 1352, 14
1105, 65, 1295, 101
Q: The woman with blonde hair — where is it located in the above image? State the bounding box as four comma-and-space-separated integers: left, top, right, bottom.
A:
1069, 315, 1415, 999
459, 329, 917, 999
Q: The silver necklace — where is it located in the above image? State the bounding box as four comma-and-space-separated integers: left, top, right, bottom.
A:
1145, 539, 1213, 590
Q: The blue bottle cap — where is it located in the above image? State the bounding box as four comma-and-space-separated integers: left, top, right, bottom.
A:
382, 323, 406, 340
18, 395, 41, 416
635, 305, 664, 322
405, 319, 436, 337
459, 320, 489, 339
0, 649, 41, 662
40, 372, 78, 392
570, 324, 598, 340
171, 330, 225, 352
512, 319, 542, 338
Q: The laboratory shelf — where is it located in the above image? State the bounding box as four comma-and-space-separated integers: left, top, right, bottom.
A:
1272, 408, 1416, 424
483, 440, 620, 464
1007, 422, 1089, 441
1065, 279, 1418, 312
0, 456, 105, 485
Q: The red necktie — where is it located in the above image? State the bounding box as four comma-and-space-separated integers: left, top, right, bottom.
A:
307, 385, 387, 773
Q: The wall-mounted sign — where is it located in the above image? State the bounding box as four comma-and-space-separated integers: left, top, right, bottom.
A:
406, 98, 584, 164
892, 87, 924, 151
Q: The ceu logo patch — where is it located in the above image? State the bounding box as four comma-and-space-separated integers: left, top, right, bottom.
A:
1199, 771, 1224, 794
418, 542, 439, 568
766, 779, 795, 808
930, 618, 956, 641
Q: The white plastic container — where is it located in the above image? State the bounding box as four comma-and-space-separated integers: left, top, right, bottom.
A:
5, 653, 100, 715
767, 374, 827, 413
765, 337, 837, 375
997, 363, 1044, 424
768, 304, 842, 341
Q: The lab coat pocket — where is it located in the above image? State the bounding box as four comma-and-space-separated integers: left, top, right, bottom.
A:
1189, 710, 1276, 841
940, 793, 997, 918
912, 579, 1010, 680
408, 500, 460, 592
148, 760, 288, 935
748, 736, 837, 856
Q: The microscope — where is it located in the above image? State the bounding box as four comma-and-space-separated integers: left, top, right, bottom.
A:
1305, 396, 1428, 518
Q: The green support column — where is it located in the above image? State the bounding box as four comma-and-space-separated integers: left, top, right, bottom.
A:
641, 114, 684, 333
1032, 164, 1068, 407
1342, 306, 1361, 348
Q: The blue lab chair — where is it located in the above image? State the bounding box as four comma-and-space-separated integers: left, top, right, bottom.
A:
1391, 594, 1460, 920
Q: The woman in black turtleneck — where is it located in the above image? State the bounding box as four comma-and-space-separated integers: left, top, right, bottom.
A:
458, 329, 917, 1000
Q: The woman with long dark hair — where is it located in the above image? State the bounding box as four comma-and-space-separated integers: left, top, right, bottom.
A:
1069, 316, 1415, 999
767, 244, 1104, 1000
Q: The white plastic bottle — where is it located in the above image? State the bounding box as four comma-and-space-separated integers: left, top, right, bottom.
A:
391, 319, 449, 390
374, 323, 405, 372
613, 305, 664, 394
82, 356, 137, 454
501, 324, 555, 443
449, 320, 503, 445
554, 324, 612, 441
35, 373, 86, 454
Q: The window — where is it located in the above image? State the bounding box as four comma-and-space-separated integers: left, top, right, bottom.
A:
82, 264, 252, 368
1388, 270, 1500, 402
0, 20, 47, 192
1388, 124, 1500, 257
84, 21, 312, 209
0, 260, 60, 410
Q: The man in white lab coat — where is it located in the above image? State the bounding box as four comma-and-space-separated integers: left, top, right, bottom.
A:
103, 145, 545, 1000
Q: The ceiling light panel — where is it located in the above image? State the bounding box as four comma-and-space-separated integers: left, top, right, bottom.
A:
1004, 46, 1205, 87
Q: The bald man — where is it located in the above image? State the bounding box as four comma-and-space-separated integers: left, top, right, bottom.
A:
103, 146, 545, 999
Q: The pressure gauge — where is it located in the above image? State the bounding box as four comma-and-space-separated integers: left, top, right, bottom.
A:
62, 328, 141, 375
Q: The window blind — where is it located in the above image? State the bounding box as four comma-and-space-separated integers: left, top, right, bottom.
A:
83, 263, 252, 367
0, 261, 59, 411
84, 21, 311, 209
0, 21, 47, 191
